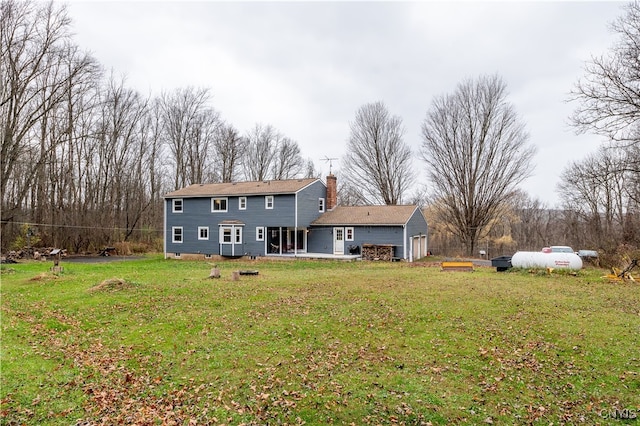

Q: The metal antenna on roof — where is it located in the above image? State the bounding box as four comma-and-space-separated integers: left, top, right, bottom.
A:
322, 156, 338, 174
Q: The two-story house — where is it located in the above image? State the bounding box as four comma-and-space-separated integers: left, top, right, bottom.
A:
163, 174, 429, 261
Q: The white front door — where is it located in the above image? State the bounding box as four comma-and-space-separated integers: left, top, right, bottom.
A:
333, 227, 344, 255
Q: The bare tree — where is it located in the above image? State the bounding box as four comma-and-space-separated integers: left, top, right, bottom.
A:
0, 0, 171, 252
566, 4, 640, 233
242, 123, 277, 181
160, 87, 219, 189
271, 136, 304, 180
337, 179, 368, 207
569, 1, 640, 144
508, 191, 552, 251
242, 124, 304, 181
341, 101, 414, 205
558, 145, 639, 249
420, 74, 536, 256
213, 123, 244, 182
142, 98, 169, 222
303, 158, 321, 179
0, 0, 98, 225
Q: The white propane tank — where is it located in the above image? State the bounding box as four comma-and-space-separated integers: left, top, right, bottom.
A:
511, 251, 583, 270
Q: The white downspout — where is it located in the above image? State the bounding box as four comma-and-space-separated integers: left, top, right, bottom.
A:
219, 225, 223, 256
403, 225, 407, 260
163, 199, 167, 259
294, 192, 298, 256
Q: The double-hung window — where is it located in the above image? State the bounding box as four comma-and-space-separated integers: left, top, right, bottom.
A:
172, 226, 183, 243
256, 227, 265, 241
239, 197, 247, 210
220, 227, 232, 243
318, 198, 325, 213
172, 199, 183, 213
211, 197, 228, 212
219, 226, 242, 244
265, 195, 274, 209
346, 227, 354, 241
198, 226, 209, 240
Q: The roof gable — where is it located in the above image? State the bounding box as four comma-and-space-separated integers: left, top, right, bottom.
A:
311, 205, 419, 226
164, 178, 322, 198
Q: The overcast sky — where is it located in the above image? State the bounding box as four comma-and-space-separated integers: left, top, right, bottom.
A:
66, 1, 624, 206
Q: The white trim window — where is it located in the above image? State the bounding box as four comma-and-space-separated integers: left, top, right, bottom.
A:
220, 227, 232, 243
256, 226, 265, 241
265, 195, 274, 209
198, 226, 209, 240
219, 226, 242, 244
172, 226, 183, 243
239, 196, 247, 210
346, 227, 354, 241
172, 199, 183, 213
318, 198, 325, 213
211, 197, 228, 212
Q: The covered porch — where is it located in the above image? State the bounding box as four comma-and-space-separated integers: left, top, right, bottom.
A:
266, 226, 307, 255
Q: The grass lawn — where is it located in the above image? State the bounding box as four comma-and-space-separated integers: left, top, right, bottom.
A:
1, 256, 639, 425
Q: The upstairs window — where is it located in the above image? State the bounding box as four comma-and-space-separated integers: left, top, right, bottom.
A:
239, 197, 247, 210
211, 197, 228, 212
172, 199, 183, 213
318, 198, 325, 213
265, 195, 274, 210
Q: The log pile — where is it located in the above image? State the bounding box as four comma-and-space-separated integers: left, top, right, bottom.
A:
2, 247, 67, 262
361, 244, 394, 261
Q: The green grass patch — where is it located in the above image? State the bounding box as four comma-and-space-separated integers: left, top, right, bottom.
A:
1, 256, 639, 424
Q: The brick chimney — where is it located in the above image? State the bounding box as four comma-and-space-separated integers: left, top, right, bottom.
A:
326, 174, 337, 210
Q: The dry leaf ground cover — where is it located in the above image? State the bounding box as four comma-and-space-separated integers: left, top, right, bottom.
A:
1, 256, 639, 425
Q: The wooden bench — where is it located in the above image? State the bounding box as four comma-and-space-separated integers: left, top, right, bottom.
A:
441, 261, 474, 272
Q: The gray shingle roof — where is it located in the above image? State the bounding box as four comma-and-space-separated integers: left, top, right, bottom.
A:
164, 178, 321, 198
311, 205, 419, 226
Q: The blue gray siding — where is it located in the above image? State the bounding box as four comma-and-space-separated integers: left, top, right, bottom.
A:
404, 208, 429, 259
164, 181, 327, 257
307, 208, 428, 260
165, 197, 220, 256
307, 225, 405, 257
405, 208, 428, 239
295, 180, 327, 226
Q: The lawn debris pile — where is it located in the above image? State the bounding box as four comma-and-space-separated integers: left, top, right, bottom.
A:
88, 278, 136, 293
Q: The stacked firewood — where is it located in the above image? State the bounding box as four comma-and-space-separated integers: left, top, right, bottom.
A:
361, 244, 394, 261
2, 247, 67, 261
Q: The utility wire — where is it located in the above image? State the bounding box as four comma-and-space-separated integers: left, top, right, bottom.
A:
0, 220, 163, 233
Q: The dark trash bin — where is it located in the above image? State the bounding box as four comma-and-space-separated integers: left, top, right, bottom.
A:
491, 255, 512, 272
